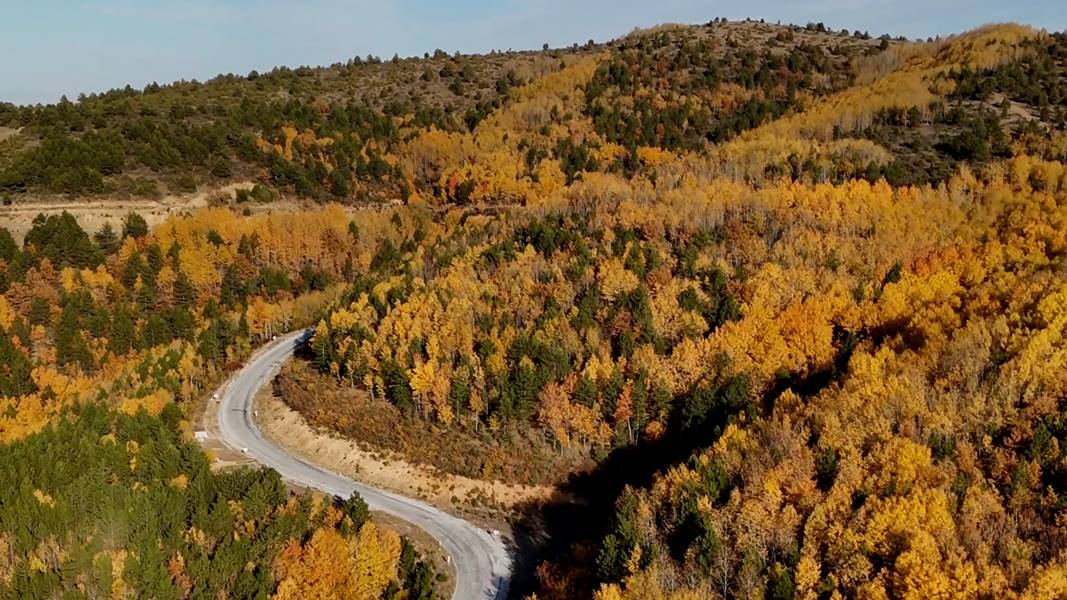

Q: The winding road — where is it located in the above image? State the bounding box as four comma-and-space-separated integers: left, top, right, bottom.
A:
214, 329, 512, 600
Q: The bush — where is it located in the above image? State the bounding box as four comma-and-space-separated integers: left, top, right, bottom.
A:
173, 174, 198, 194
131, 177, 161, 198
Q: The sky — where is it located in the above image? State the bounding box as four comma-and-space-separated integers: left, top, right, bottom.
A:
1, 0, 1065, 106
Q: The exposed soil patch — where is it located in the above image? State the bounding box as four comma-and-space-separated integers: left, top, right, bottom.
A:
0, 182, 302, 243
256, 379, 557, 527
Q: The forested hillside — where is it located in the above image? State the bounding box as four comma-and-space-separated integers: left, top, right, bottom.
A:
2, 15, 1067, 600
0, 405, 438, 599
304, 161, 1067, 600
2, 19, 893, 203
0, 205, 443, 598
303, 22, 1067, 600
4, 21, 1064, 208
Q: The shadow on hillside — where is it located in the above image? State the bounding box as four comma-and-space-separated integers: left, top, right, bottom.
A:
504, 331, 874, 598
506, 422, 720, 598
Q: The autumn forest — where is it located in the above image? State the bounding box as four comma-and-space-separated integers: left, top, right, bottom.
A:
2, 16, 1067, 600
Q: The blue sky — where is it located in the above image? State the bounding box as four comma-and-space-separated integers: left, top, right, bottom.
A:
2, 0, 1064, 106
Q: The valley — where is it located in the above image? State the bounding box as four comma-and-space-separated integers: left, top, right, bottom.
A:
2, 15, 1066, 600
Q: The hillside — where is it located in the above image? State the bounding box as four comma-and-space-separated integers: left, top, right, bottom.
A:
2, 16, 1067, 600
0, 35, 587, 203
2, 20, 892, 205
292, 22, 1067, 600
2, 20, 1063, 212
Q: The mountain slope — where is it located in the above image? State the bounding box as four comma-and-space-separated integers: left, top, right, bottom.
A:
2, 17, 1067, 600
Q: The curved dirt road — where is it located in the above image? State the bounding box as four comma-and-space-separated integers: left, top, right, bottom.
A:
215, 329, 512, 600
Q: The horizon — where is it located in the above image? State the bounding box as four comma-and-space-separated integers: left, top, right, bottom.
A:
2, 0, 1065, 107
